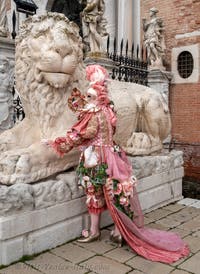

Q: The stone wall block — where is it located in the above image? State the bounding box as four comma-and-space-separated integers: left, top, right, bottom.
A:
24, 216, 82, 255
0, 236, 24, 265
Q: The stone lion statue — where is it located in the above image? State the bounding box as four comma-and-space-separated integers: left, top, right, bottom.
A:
0, 13, 171, 185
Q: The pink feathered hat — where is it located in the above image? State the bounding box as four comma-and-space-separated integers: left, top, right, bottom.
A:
86, 64, 110, 105
86, 64, 109, 85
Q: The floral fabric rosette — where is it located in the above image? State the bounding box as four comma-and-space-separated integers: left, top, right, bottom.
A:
111, 176, 138, 219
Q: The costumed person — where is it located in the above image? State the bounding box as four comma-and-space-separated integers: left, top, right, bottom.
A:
42, 64, 189, 263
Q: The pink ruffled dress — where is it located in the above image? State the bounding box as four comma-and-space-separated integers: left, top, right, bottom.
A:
50, 99, 190, 264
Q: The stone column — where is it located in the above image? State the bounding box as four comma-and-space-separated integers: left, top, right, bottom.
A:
132, 0, 140, 48
104, 0, 116, 51
0, 37, 15, 133
117, 0, 133, 52
148, 69, 172, 107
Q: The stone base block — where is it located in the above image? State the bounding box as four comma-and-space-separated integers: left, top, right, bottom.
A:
0, 151, 184, 265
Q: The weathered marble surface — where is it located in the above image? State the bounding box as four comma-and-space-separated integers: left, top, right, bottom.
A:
0, 57, 14, 133
0, 38, 15, 133
0, 151, 184, 265
0, 13, 171, 186
82, 0, 107, 53
143, 7, 166, 70
0, 151, 183, 216
0, 0, 9, 37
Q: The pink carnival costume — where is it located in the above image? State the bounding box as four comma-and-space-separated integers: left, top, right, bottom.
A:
49, 64, 189, 263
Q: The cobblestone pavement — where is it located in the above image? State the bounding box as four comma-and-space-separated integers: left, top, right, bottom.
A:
1, 198, 200, 274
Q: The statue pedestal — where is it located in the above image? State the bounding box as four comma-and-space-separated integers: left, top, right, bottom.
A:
148, 69, 173, 145
0, 37, 15, 57
0, 151, 183, 265
84, 52, 115, 75
0, 37, 15, 133
148, 69, 173, 106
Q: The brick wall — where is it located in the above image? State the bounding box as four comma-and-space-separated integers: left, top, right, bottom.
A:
141, 0, 200, 68
141, 0, 200, 180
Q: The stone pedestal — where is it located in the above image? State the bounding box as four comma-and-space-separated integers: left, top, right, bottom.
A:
0, 150, 184, 265
84, 52, 115, 76
0, 37, 15, 133
148, 69, 173, 145
148, 69, 173, 106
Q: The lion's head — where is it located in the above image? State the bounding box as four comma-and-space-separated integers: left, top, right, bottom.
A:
15, 13, 87, 126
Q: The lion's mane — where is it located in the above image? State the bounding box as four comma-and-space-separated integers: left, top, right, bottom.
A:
15, 13, 88, 133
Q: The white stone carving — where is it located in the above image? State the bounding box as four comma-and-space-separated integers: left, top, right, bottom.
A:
33, 172, 84, 209
143, 7, 166, 70
0, 57, 14, 132
0, 151, 184, 265
0, 184, 34, 216
82, 0, 107, 52
0, 151, 182, 216
0, 13, 171, 185
0, 0, 9, 37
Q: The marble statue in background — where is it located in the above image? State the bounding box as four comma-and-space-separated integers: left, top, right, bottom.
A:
0, 0, 9, 37
143, 7, 166, 70
81, 0, 107, 52
0, 57, 14, 131
0, 12, 171, 185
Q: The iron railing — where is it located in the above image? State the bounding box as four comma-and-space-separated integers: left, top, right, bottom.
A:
12, 86, 25, 123
107, 36, 148, 86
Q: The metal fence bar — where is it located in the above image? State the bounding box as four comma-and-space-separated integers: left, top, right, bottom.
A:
107, 36, 148, 86
12, 86, 25, 124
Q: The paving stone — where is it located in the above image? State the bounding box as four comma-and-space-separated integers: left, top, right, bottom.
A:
190, 201, 200, 208
171, 254, 193, 267
145, 208, 172, 221
192, 231, 200, 237
168, 211, 195, 223
182, 235, 200, 253
192, 214, 200, 222
178, 198, 199, 206
163, 203, 185, 212
0, 263, 41, 274
143, 217, 154, 225
104, 246, 136, 263
75, 238, 116, 254
125, 256, 173, 274
179, 207, 200, 217
51, 243, 95, 264
178, 251, 200, 273
26, 252, 85, 274
79, 255, 132, 274
147, 222, 169, 231
155, 216, 182, 228
170, 269, 191, 274
128, 270, 144, 274
177, 219, 200, 232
